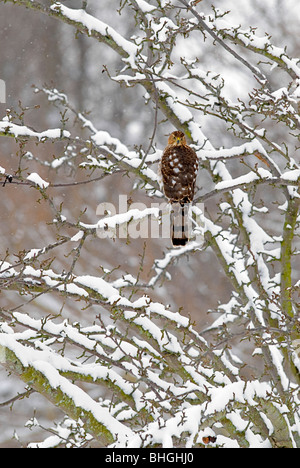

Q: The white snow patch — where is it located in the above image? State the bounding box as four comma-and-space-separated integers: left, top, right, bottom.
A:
27, 173, 49, 189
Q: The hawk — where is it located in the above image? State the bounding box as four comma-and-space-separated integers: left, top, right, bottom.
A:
158, 131, 199, 246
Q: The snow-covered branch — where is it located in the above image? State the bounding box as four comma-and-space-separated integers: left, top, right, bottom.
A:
0, 119, 70, 141
197, 169, 300, 203
1, 0, 140, 65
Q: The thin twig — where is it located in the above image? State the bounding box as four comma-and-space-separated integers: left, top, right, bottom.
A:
177, 0, 267, 83
0, 388, 35, 407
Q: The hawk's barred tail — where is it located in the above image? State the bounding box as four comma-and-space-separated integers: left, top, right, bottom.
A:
171, 203, 189, 247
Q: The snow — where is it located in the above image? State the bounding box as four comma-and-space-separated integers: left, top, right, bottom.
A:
209, 11, 300, 77
75, 275, 124, 303
268, 343, 290, 391
215, 171, 264, 191
89, 130, 159, 185
75, 274, 155, 311
24, 249, 42, 261
134, 0, 156, 13
206, 381, 245, 413
212, 164, 299, 196
150, 17, 178, 42
200, 140, 269, 161
282, 169, 300, 181
1, 269, 299, 448
0, 333, 134, 443
111, 274, 136, 288
27, 173, 49, 189
71, 231, 84, 242
0, 120, 70, 140
155, 80, 194, 124
0, 261, 17, 278
227, 410, 248, 432
92, 130, 135, 158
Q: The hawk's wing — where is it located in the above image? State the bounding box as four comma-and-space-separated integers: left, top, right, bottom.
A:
160, 144, 198, 203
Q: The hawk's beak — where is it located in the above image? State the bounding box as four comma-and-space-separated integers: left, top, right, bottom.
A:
176, 138, 181, 145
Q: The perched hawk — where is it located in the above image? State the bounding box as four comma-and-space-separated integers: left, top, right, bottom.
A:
158, 131, 199, 246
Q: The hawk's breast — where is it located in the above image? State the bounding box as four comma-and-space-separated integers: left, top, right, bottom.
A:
159, 145, 198, 203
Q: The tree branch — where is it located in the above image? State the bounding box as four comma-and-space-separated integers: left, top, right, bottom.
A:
0, 0, 137, 61
280, 197, 300, 317
177, 0, 267, 82
0, 343, 120, 444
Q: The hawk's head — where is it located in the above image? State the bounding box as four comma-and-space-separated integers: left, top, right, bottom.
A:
168, 131, 187, 146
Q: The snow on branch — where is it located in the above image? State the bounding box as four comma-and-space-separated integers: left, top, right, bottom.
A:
50, 3, 141, 68
1, 305, 298, 447
0, 333, 133, 444
1, 0, 141, 67
201, 169, 300, 200
0, 119, 70, 141
207, 12, 300, 79
200, 140, 269, 162
89, 130, 160, 190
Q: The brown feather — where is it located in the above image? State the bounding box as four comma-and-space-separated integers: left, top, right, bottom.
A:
159, 131, 199, 246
